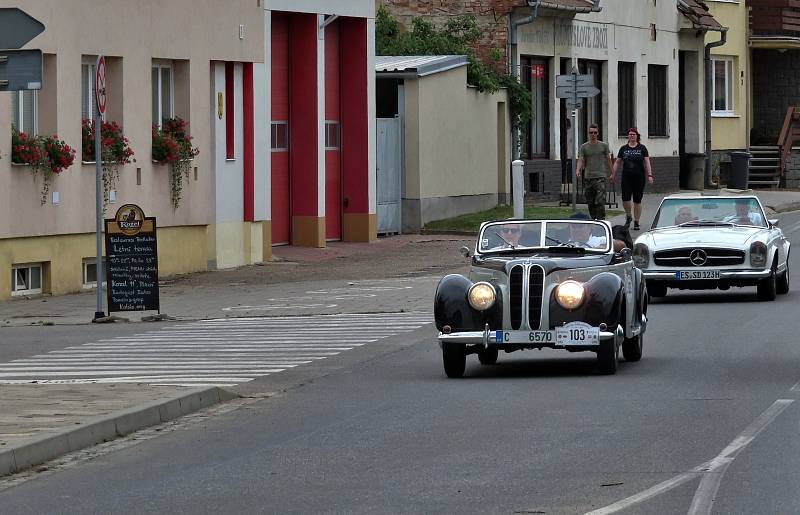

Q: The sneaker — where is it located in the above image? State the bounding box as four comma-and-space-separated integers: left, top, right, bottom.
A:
625, 215, 633, 227
633, 221, 640, 231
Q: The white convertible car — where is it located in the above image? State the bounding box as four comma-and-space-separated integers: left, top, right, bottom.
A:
633, 194, 790, 301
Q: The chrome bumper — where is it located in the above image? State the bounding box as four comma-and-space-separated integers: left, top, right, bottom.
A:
437, 327, 617, 347
642, 269, 772, 280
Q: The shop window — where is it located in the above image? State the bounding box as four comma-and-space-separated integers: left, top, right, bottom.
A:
11, 90, 37, 135
648, 65, 668, 137
712, 57, 734, 114
271, 121, 288, 151
82, 258, 107, 288
11, 263, 42, 296
325, 121, 340, 150
152, 63, 174, 129
618, 62, 636, 136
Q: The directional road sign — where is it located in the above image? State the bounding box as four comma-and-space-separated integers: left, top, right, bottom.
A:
556, 84, 600, 99
555, 73, 594, 90
0, 8, 45, 49
0, 49, 42, 91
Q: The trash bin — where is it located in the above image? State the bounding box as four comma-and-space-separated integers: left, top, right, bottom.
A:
686, 153, 706, 190
729, 151, 751, 190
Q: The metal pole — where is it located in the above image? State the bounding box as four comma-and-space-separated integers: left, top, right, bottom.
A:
512, 160, 525, 219
94, 56, 104, 320
571, 68, 578, 211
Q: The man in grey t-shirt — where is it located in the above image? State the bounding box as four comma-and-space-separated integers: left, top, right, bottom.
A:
576, 124, 615, 220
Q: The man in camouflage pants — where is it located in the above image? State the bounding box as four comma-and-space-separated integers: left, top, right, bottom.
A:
576, 123, 615, 220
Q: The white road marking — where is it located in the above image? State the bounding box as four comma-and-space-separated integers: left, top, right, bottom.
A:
790, 381, 800, 392
584, 399, 794, 515
0, 312, 432, 386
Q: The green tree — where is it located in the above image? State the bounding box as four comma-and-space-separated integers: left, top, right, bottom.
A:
375, 6, 531, 147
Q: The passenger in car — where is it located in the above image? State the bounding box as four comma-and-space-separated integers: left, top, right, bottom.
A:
569, 212, 627, 252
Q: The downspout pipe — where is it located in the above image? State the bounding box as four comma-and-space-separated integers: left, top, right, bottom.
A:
510, 1, 540, 161
705, 29, 727, 187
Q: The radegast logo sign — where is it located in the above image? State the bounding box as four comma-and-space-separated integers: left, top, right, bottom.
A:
115, 204, 145, 236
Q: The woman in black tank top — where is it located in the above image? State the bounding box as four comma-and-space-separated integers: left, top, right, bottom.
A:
613, 127, 653, 231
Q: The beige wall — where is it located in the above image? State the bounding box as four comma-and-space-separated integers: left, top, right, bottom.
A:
404, 66, 509, 200
705, 0, 748, 150
0, 0, 264, 239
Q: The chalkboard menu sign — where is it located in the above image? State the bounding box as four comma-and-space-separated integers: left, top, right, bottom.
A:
104, 204, 160, 313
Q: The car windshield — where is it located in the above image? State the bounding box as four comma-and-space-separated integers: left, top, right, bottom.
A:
652, 197, 767, 229
478, 220, 611, 253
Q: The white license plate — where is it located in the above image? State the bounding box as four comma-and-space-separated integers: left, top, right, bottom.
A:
676, 270, 720, 280
495, 330, 554, 344
556, 322, 600, 346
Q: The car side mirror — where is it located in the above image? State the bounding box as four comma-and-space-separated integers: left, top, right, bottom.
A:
768, 219, 779, 227
459, 246, 471, 258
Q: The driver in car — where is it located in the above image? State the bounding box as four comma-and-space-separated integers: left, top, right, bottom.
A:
491, 222, 523, 249
674, 205, 697, 225
725, 199, 764, 225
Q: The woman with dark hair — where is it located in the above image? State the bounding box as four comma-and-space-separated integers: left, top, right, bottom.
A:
613, 127, 653, 231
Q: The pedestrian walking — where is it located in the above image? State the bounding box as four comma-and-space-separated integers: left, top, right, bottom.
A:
614, 127, 653, 231
576, 124, 615, 220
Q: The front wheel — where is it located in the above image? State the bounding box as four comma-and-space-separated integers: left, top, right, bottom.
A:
442, 344, 466, 378
757, 272, 777, 301
647, 281, 667, 298
777, 261, 790, 295
622, 332, 643, 362
597, 339, 618, 375
478, 347, 499, 365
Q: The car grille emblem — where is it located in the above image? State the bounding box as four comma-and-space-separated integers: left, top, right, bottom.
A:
689, 248, 707, 266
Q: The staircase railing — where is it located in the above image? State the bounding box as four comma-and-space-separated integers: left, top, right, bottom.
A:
777, 106, 800, 177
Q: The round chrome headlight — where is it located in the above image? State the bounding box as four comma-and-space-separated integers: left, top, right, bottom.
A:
555, 280, 585, 310
468, 282, 496, 311
633, 243, 650, 269
750, 241, 768, 267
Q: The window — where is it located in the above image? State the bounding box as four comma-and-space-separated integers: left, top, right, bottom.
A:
152, 64, 173, 128
523, 57, 549, 158
712, 57, 734, 114
11, 90, 37, 134
618, 62, 636, 136
325, 121, 340, 150
11, 263, 42, 296
647, 64, 668, 137
81, 60, 105, 122
82, 258, 107, 288
271, 122, 288, 151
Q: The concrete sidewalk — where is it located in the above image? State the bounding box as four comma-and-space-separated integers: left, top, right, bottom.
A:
0, 188, 798, 478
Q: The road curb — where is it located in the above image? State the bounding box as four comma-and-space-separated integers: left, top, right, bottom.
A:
0, 386, 239, 477
771, 201, 800, 214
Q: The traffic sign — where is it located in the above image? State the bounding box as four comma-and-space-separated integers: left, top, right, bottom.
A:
0, 49, 42, 91
556, 84, 600, 99
0, 8, 45, 49
555, 73, 594, 90
96, 56, 107, 115
566, 98, 581, 111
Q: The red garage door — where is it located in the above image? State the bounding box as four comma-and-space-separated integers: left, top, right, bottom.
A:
271, 12, 290, 245
324, 19, 341, 241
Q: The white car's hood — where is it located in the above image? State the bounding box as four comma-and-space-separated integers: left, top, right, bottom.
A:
645, 227, 763, 249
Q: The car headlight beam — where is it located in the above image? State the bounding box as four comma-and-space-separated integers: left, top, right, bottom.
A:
750, 242, 768, 268
468, 282, 496, 311
555, 280, 585, 310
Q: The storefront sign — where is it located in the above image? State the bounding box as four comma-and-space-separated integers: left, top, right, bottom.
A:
518, 19, 609, 51
104, 204, 160, 312
530, 64, 546, 79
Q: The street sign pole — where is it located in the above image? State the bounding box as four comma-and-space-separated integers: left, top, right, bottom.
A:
94, 55, 106, 321
571, 68, 578, 212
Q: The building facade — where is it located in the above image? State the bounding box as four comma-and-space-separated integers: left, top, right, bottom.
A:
0, 0, 376, 301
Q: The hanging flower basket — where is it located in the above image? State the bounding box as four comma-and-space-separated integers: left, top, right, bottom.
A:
152, 117, 199, 210
82, 119, 136, 212
12, 128, 76, 204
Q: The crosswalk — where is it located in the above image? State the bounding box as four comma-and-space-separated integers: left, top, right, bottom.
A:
0, 312, 432, 387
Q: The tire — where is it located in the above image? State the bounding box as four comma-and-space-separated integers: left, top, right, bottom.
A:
757, 271, 777, 302
442, 344, 466, 378
622, 333, 643, 362
647, 281, 667, 298
777, 261, 790, 295
597, 339, 618, 375
478, 347, 499, 365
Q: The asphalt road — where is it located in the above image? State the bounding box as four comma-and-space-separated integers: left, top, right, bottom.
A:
1, 211, 800, 514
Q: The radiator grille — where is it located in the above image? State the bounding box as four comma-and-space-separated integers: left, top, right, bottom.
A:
527, 265, 545, 330
653, 247, 745, 267
509, 265, 523, 330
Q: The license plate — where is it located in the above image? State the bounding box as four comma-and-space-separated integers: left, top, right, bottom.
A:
676, 270, 720, 280
495, 330, 554, 344
555, 322, 600, 346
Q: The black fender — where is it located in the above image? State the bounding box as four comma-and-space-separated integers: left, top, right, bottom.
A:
434, 274, 503, 332
548, 272, 624, 329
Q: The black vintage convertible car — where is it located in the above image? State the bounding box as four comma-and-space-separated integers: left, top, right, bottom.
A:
434, 218, 648, 377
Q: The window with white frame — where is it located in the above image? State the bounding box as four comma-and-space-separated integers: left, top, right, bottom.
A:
271, 121, 288, 151
82, 257, 107, 288
11, 90, 38, 135
11, 263, 42, 296
81, 60, 105, 122
712, 57, 734, 114
152, 63, 174, 128
324, 121, 340, 150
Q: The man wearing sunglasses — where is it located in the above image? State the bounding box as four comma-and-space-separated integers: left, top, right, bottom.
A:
491, 223, 523, 249
576, 123, 614, 221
